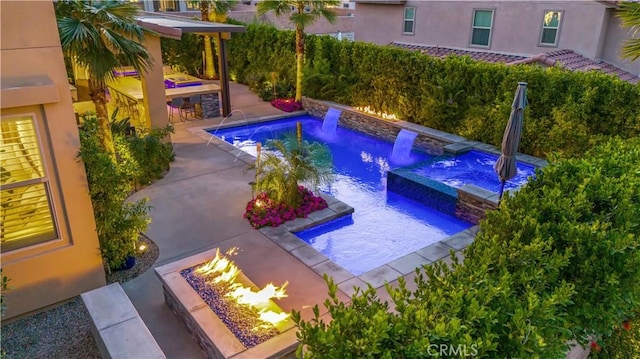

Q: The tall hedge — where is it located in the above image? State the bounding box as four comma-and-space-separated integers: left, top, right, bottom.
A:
227, 24, 640, 158
294, 137, 640, 358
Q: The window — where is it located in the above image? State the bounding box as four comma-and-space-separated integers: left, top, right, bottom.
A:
152, 0, 178, 12
185, 1, 199, 11
403, 7, 415, 35
1, 115, 58, 251
540, 11, 562, 46
471, 9, 494, 47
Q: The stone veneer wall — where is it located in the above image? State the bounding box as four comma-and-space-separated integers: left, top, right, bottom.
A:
455, 186, 500, 225
302, 98, 453, 155
201, 92, 220, 119
162, 284, 225, 358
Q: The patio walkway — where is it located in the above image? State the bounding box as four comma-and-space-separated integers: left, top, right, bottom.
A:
121, 83, 338, 358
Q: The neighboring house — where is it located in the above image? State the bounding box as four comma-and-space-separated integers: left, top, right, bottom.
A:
0, 1, 106, 319
353, 0, 639, 80
132, 1, 355, 39
134, 0, 355, 12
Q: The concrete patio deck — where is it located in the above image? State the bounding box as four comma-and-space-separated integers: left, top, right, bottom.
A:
121, 82, 470, 358
122, 83, 340, 358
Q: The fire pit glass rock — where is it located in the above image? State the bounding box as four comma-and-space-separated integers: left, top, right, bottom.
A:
180, 248, 289, 348
155, 247, 297, 359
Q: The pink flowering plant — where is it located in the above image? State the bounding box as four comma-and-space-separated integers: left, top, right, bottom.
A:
244, 186, 328, 228
271, 99, 303, 112
246, 122, 333, 228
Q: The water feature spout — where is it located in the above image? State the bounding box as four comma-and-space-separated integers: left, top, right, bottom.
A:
207, 109, 248, 146
322, 108, 341, 136
391, 129, 418, 163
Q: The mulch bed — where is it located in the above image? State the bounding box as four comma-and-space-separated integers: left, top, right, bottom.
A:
1, 234, 159, 359
105, 233, 160, 284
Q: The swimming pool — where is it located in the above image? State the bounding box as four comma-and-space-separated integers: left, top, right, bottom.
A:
212, 115, 472, 275
411, 150, 536, 193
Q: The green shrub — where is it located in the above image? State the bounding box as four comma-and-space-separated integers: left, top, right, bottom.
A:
228, 24, 640, 158
115, 125, 175, 187
161, 33, 205, 77
228, 24, 296, 93
294, 137, 640, 357
78, 115, 151, 269
0, 268, 9, 317
250, 124, 332, 207
593, 310, 640, 358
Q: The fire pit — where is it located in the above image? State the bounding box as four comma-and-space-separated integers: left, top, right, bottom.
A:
155, 248, 297, 359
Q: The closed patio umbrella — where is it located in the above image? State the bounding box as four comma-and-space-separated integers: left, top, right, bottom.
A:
494, 82, 528, 203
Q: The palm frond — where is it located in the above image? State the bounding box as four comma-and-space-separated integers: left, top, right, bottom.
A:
55, 0, 154, 81
616, 2, 640, 61
309, 0, 340, 24
256, 0, 292, 17
290, 12, 317, 29
211, 0, 238, 17
254, 128, 332, 207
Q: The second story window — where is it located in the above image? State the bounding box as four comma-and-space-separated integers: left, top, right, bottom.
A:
404, 7, 415, 35
153, 0, 178, 12
471, 9, 494, 47
185, 1, 199, 11
540, 11, 562, 46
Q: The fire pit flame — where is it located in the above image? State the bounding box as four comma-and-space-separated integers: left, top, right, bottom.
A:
258, 309, 290, 325
228, 282, 288, 306
194, 248, 290, 329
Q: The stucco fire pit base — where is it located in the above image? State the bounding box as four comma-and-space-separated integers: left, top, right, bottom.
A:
155, 248, 297, 359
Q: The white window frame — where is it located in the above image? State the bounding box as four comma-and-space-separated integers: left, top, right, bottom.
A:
183, 1, 200, 12
1, 112, 60, 252
470, 9, 495, 48
403, 7, 416, 35
539, 10, 562, 47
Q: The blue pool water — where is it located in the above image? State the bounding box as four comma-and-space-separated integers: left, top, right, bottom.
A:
412, 150, 536, 193
212, 115, 472, 275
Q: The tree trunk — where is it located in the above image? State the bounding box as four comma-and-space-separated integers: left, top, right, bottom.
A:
204, 36, 217, 80
199, 3, 217, 80
88, 79, 116, 159
199, 1, 208, 21
212, 35, 220, 78
295, 24, 304, 101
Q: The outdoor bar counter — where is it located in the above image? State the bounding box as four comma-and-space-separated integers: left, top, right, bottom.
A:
108, 75, 221, 118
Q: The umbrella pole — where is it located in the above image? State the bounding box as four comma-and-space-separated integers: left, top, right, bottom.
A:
498, 180, 506, 204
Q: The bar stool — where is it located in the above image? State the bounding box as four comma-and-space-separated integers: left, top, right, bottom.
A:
114, 92, 130, 118
124, 96, 139, 121
179, 97, 196, 120
188, 95, 202, 119
168, 97, 185, 122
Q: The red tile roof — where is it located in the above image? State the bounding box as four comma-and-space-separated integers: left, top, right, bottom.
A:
391, 42, 639, 84
513, 49, 639, 84
392, 42, 528, 64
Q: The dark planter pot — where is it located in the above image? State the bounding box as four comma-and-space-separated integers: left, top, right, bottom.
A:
115, 255, 136, 271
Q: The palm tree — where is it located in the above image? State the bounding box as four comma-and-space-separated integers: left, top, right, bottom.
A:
252, 123, 332, 207
55, 0, 153, 155
257, 0, 340, 102
617, 2, 640, 61
191, 0, 237, 80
